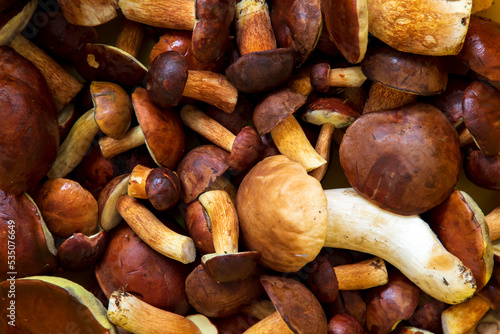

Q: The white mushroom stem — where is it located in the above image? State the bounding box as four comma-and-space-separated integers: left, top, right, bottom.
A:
441, 295, 491, 334
328, 66, 367, 87
324, 188, 477, 304
107, 290, 202, 334
99, 125, 146, 159
271, 115, 327, 172
334, 257, 388, 290
180, 104, 235, 153
116, 195, 196, 264
47, 108, 99, 179
243, 311, 293, 334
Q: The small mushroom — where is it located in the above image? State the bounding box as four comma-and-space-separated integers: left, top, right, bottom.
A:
56, 230, 108, 272
328, 314, 364, 334
98, 173, 130, 231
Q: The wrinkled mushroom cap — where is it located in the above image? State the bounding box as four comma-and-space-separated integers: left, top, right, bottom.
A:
236, 155, 328, 272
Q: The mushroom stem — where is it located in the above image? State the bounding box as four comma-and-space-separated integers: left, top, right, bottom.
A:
243, 311, 293, 334
288, 64, 314, 97
309, 123, 335, 181
99, 125, 146, 159
363, 82, 417, 114
235, 0, 276, 55
180, 105, 235, 152
116, 195, 196, 264
328, 66, 367, 87
116, 18, 145, 58
128, 164, 153, 199
198, 190, 239, 254
334, 257, 388, 290
240, 299, 276, 320
324, 188, 476, 304
487, 205, 500, 241
270, 115, 327, 171
206, 176, 238, 204
47, 108, 99, 179
118, 0, 196, 31
107, 290, 202, 334
182, 71, 238, 114
441, 295, 491, 334
9, 34, 83, 111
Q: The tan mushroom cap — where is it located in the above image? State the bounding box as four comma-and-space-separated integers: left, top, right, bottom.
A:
236, 155, 328, 273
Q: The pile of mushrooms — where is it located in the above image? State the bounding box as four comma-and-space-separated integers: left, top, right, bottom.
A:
2, 0, 500, 333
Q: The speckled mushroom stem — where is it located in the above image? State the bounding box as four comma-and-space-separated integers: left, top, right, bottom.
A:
116, 18, 145, 58
334, 257, 388, 290
328, 66, 367, 87
363, 82, 417, 114
235, 0, 276, 55
441, 295, 491, 334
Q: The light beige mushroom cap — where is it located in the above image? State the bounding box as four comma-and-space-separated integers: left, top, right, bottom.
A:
236, 155, 328, 272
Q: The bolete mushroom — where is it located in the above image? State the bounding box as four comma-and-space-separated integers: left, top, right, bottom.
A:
57, 0, 118, 26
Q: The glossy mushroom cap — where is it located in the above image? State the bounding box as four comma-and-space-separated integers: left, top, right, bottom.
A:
0, 46, 59, 195
236, 155, 328, 272
339, 103, 461, 216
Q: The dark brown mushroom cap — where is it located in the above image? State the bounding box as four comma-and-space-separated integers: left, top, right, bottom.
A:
74, 43, 147, 87
260, 275, 328, 334
229, 126, 263, 172
0, 277, 116, 333
253, 88, 306, 135
301, 97, 360, 127
0, 191, 57, 281
132, 87, 186, 169
146, 51, 189, 108
310, 62, 331, 93
423, 190, 493, 291
56, 231, 108, 272
321, 0, 368, 64
176, 145, 230, 204
339, 103, 461, 216
430, 74, 470, 127
457, 16, 500, 83
0, 0, 36, 45
145, 166, 182, 211
462, 80, 500, 156
185, 200, 216, 254
464, 149, 500, 191
270, 0, 322, 66
225, 48, 295, 94
192, 0, 235, 64
201, 251, 261, 283
361, 45, 448, 95
0, 46, 59, 195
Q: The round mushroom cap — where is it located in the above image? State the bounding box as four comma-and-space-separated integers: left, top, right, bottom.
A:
339, 103, 461, 216
236, 155, 328, 272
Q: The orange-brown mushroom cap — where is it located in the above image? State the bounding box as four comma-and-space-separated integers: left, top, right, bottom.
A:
236, 155, 328, 272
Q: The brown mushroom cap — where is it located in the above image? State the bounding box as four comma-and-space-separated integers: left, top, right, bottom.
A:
56, 231, 108, 272
464, 149, 500, 191
270, 0, 322, 66
192, 0, 235, 63
253, 88, 306, 136
236, 155, 328, 272
458, 16, 500, 83
0, 46, 59, 195
145, 166, 182, 211
301, 97, 360, 127
132, 87, 186, 169
430, 74, 470, 127
260, 275, 328, 334
339, 103, 461, 215
361, 45, 448, 95
225, 48, 295, 94
462, 80, 500, 156
0, 276, 117, 333
0, 0, 37, 45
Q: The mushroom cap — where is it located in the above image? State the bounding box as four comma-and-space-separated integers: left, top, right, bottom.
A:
458, 16, 500, 83
260, 275, 328, 334
301, 97, 360, 127
310, 62, 331, 93
0, 46, 59, 195
0, 276, 117, 333
430, 74, 470, 127
146, 50, 188, 108
201, 251, 261, 283
361, 45, 448, 95
228, 126, 263, 172
132, 87, 186, 169
225, 48, 295, 94
270, 0, 322, 66
56, 231, 108, 272
339, 103, 461, 216
464, 149, 500, 191
236, 155, 328, 272
192, 0, 235, 63
97, 173, 130, 231
145, 166, 182, 211
90, 81, 132, 140
253, 88, 306, 135
367, 0, 471, 56
321, 0, 368, 64
0, 0, 37, 45
462, 80, 500, 156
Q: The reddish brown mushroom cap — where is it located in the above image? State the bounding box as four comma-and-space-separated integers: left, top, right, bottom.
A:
229, 126, 264, 172
192, 0, 235, 63
462, 80, 500, 156
56, 231, 108, 272
132, 87, 186, 169
301, 97, 360, 127
260, 275, 328, 334
145, 166, 182, 211
202, 251, 261, 283
0, 46, 59, 195
339, 103, 461, 215
464, 149, 500, 191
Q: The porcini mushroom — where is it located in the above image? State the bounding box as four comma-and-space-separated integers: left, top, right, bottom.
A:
57, 0, 118, 26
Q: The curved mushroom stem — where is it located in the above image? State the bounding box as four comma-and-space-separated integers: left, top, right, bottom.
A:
118, 0, 196, 31
486, 205, 500, 241
271, 115, 327, 171
116, 18, 144, 58
309, 123, 335, 181
107, 290, 202, 334
243, 311, 293, 334
99, 125, 146, 159
334, 257, 388, 290
323, 188, 476, 304
116, 195, 196, 264
47, 108, 99, 179
441, 295, 491, 334
328, 66, 367, 87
